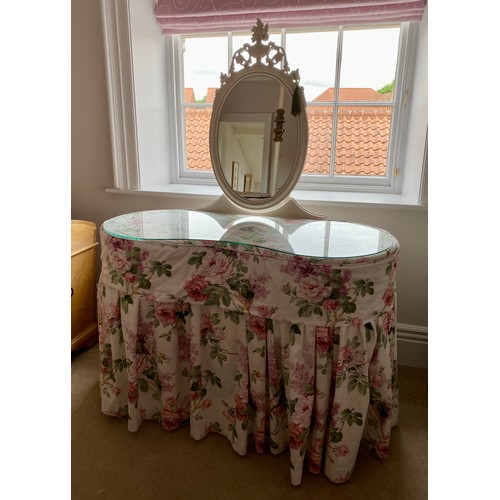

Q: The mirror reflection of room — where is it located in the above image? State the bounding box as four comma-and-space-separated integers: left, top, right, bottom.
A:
218, 75, 298, 199
220, 119, 268, 194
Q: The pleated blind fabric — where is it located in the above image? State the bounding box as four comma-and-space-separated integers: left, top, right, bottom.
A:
154, 0, 426, 34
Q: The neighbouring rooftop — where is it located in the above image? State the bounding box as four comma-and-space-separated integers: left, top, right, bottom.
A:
184, 88, 392, 176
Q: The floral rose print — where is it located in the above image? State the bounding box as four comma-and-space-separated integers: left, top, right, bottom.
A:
335, 443, 350, 457
256, 305, 277, 318
323, 298, 341, 312
315, 326, 332, 357
128, 381, 137, 405
98, 225, 399, 485
382, 285, 395, 307
184, 275, 210, 302
155, 303, 178, 326
247, 316, 267, 341
248, 272, 271, 300
200, 312, 225, 342
198, 251, 232, 284
382, 309, 395, 334
299, 275, 332, 303
110, 248, 132, 273
162, 396, 189, 431
100, 302, 120, 332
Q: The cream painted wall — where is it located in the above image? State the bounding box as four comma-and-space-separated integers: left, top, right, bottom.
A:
71, 0, 428, 330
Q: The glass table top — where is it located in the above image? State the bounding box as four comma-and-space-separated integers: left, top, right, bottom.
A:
103, 209, 398, 260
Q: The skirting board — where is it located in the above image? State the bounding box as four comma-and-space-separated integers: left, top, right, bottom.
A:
397, 323, 428, 369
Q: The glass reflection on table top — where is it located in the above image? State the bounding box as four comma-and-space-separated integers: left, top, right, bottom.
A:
103, 209, 398, 260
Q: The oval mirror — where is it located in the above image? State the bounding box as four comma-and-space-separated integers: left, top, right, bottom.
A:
209, 19, 308, 212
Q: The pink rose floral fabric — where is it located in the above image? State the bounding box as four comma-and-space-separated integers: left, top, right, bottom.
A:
98, 228, 399, 485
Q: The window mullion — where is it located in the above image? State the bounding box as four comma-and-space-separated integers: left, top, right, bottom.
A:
173, 35, 187, 182
227, 32, 233, 70
330, 27, 343, 177
281, 29, 286, 69
389, 22, 417, 191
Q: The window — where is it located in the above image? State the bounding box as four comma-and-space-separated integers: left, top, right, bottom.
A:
102, 0, 427, 203
179, 23, 416, 193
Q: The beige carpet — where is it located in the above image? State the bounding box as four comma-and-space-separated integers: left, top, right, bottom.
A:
72, 343, 427, 499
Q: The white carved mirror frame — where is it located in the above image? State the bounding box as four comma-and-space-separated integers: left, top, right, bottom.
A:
206, 19, 324, 219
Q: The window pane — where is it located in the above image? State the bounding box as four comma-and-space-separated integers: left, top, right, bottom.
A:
183, 36, 226, 172
304, 104, 332, 175
185, 108, 212, 171
340, 27, 399, 100
183, 36, 227, 103
334, 105, 392, 176
182, 27, 400, 179
285, 31, 337, 102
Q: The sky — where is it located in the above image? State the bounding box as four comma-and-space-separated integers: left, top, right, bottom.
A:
184, 27, 400, 101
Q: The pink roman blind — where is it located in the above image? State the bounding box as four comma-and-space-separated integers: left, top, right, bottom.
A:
155, 0, 426, 34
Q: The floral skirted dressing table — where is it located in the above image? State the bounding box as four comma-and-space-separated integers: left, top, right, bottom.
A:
97, 21, 400, 486
98, 210, 399, 485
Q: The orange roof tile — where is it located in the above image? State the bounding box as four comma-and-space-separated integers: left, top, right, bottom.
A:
304, 108, 331, 174
185, 107, 212, 170
184, 88, 392, 176
313, 87, 383, 102
305, 106, 391, 176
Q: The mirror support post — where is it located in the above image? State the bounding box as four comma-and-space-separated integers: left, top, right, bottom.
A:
201, 194, 326, 220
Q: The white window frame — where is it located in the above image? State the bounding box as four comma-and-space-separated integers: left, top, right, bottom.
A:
296, 23, 417, 194
176, 24, 416, 193
101, 0, 427, 204
169, 34, 218, 185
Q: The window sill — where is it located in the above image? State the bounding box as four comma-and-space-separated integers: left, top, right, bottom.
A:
105, 184, 427, 211
292, 189, 426, 209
